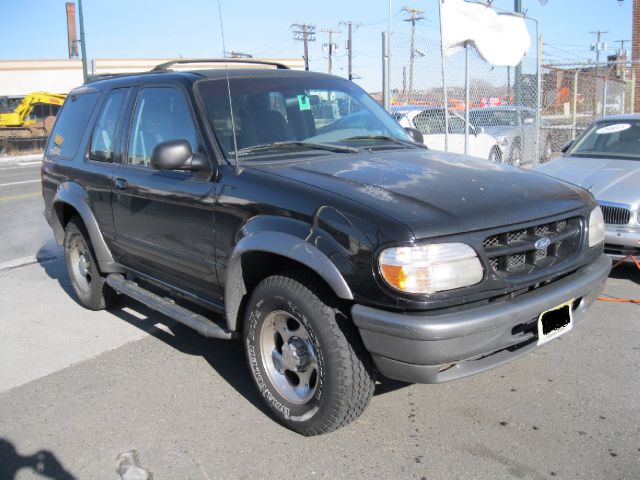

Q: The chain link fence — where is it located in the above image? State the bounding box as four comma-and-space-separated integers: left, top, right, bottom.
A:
385, 18, 542, 166
541, 62, 637, 155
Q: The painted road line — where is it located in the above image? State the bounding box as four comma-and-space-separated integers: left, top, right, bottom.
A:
0, 179, 40, 187
0, 254, 60, 272
18, 161, 42, 166
0, 192, 41, 202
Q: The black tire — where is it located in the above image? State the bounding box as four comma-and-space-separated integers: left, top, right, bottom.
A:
243, 272, 375, 436
509, 142, 522, 166
488, 147, 501, 163
63, 216, 117, 311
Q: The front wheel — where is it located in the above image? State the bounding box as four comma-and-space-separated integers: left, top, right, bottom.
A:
243, 272, 375, 435
488, 147, 501, 163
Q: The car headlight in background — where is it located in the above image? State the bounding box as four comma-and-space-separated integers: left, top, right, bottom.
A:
588, 206, 605, 247
379, 243, 483, 294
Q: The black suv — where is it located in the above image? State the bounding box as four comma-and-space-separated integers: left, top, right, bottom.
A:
42, 59, 610, 436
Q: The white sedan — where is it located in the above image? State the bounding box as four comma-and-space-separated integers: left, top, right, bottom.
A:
393, 107, 501, 161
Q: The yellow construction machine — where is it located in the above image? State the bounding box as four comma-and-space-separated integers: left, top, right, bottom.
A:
0, 92, 66, 153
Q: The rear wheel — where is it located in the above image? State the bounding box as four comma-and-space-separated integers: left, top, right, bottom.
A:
243, 272, 375, 435
488, 147, 501, 162
63, 216, 117, 310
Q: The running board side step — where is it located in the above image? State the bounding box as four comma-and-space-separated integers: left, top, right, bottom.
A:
106, 274, 235, 340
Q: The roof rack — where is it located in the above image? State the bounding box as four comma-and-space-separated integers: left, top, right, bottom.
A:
152, 58, 291, 71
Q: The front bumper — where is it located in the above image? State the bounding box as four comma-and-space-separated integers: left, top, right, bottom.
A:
604, 225, 640, 259
352, 254, 611, 384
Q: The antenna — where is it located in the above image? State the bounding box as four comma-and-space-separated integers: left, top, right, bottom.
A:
216, 0, 241, 173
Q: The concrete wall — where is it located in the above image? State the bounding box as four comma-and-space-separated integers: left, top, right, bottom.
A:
0, 58, 306, 97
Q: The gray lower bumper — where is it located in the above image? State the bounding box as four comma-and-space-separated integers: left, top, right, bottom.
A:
352, 254, 611, 384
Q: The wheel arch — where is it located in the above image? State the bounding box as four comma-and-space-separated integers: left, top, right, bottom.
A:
224, 231, 354, 332
51, 182, 120, 273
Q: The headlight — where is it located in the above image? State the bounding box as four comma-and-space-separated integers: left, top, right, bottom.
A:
378, 243, 483, 294
499, 137, 509, 147
588, 206, 605, 247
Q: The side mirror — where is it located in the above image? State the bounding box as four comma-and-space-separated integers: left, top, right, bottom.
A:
150, 140, 206, 171
561, 140, 573, 154
404, 127, 424, 144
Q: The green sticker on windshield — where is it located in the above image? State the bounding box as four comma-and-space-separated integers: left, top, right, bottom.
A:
297, 94, 311, 111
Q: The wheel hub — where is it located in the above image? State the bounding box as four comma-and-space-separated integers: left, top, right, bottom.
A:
78, 254, 89, 277
282, 337, 311, 372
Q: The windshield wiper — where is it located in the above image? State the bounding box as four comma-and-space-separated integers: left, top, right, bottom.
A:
341, 135, 427, 149
236, 141, 359, 156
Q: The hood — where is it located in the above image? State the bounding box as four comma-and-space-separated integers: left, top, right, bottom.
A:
535, 156, 640, 209
256, 149, 592, 239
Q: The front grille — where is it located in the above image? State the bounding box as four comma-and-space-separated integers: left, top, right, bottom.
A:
483, 217, 582, 277
599, 205, 630, 225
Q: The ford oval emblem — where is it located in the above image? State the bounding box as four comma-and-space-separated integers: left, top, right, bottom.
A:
535, 237, 551, 249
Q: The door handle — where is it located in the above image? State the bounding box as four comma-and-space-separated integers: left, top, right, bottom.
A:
114, 178, 127, 190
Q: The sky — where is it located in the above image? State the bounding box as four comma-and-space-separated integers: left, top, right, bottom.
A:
0, 0, 633, 92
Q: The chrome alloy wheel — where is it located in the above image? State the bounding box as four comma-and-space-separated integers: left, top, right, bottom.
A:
68, 235, 92, 293
259, 310, 319, 404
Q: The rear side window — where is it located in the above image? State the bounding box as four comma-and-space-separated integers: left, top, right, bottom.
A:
46, 92, 98, 160
89, 89, 128, 162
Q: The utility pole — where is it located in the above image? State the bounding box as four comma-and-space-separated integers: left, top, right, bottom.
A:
291, 24, 316, 71
78, 0, 88, 82
322, 28, 340, 75
402, 6, 425, 94
590, 30, 609, 72
346, 22, 354, 80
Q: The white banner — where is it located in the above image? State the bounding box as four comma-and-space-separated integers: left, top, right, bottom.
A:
441, 0, 531, 67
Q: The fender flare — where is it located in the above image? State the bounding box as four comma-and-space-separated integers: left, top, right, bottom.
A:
51, 182, 120, 272
224, 231, 354, 332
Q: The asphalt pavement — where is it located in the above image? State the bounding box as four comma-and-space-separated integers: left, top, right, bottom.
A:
0, 157, 638, 480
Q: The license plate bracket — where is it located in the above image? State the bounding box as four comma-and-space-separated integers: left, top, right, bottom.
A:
537, 300, 574, 346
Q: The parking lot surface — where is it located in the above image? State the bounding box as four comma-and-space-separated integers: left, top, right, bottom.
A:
0, 160, 638, 479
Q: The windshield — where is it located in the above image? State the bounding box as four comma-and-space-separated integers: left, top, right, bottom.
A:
196, 75, 411, 159
567, 120, 640, 161
469, 110, 518, 127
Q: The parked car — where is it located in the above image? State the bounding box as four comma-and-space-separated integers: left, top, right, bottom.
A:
393, 107, 501, 161
42, 60, 610, 436
469, 106, 553, 165
535, 114, 640, 260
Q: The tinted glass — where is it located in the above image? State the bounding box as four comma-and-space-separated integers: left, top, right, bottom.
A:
196, 76, 409, 158
89, 89, 127, 162
127, 87, 199, 167
46, 92, 98, 160
469, 110, 518, 127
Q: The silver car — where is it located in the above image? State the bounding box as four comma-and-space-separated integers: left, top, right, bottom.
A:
470, 106, 553, 165
535, 114, 640, 260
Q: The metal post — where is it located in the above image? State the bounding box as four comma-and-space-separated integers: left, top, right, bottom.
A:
438, 0, 449, 151
78, 0, 88, 83
631, 67, 636, 114
303, 24, 310, 71
514, 0, 523, 106
382, 32, 390, 112
602, 73, 608, 116
464, 42, 470, 156
534, 22, 542, 165
571, 70, 579, 140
